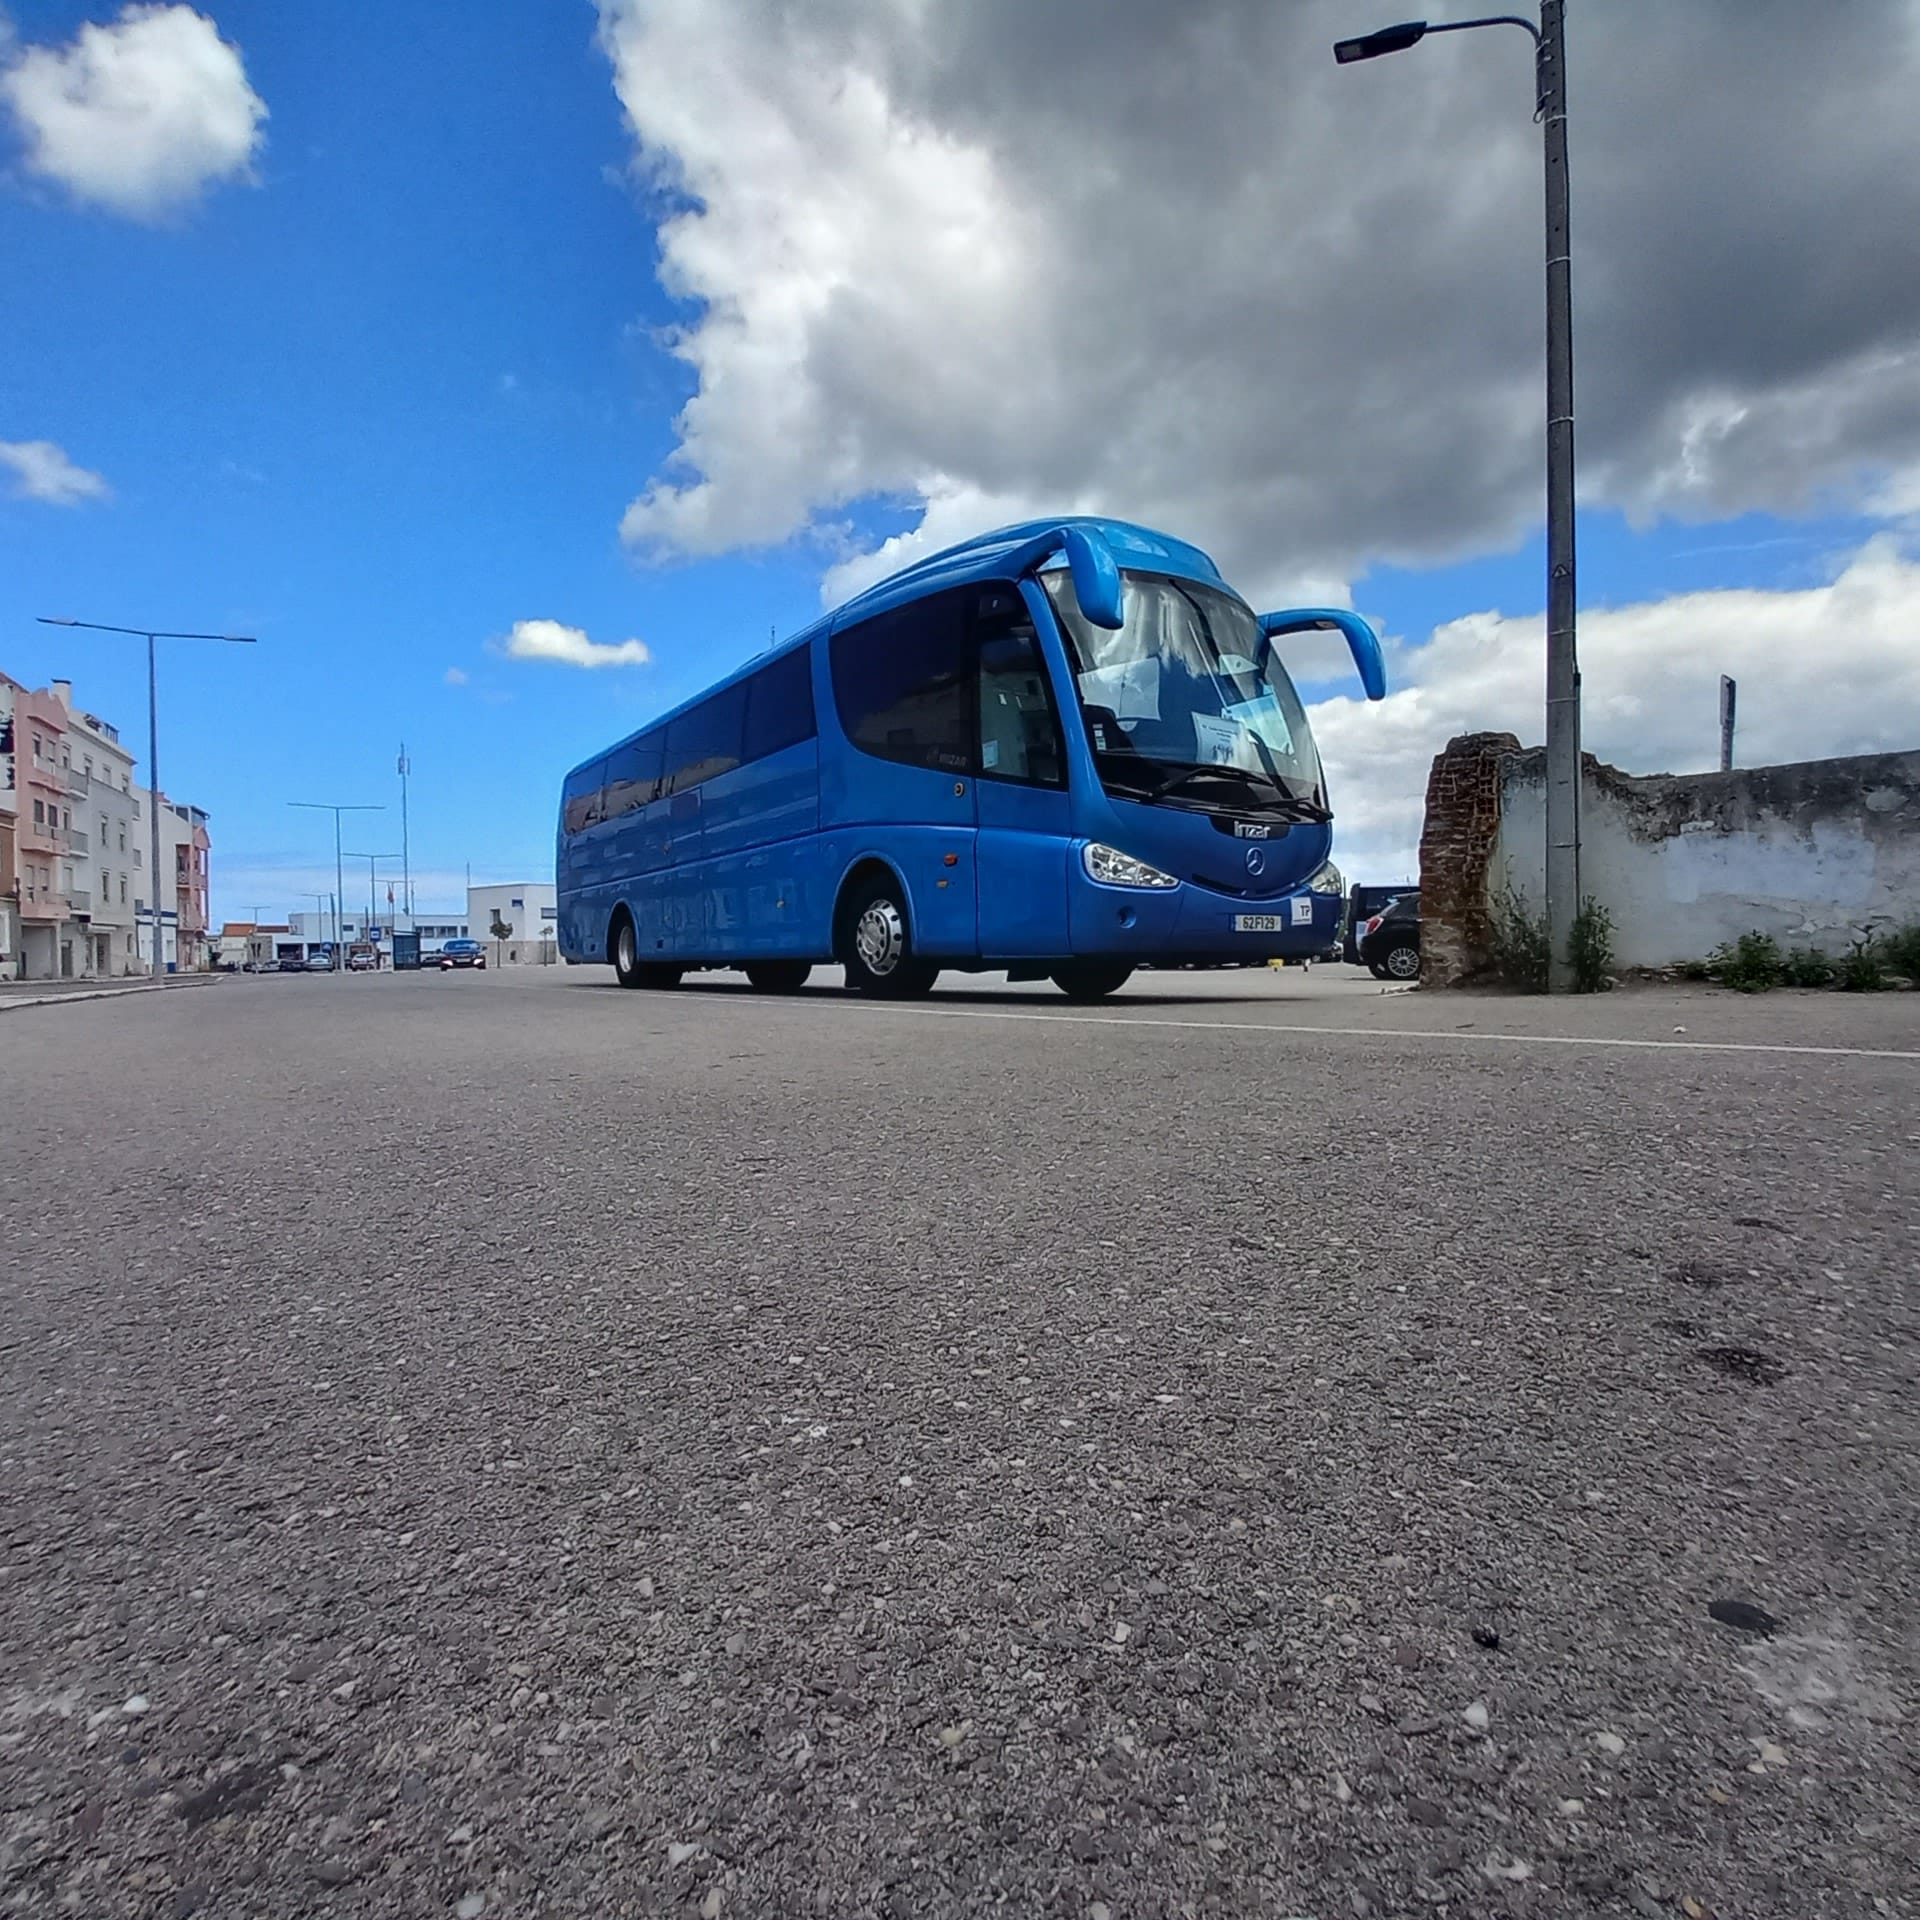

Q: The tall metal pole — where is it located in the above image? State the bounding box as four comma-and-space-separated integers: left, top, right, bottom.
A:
1719, 675, 1736, 773
34, 618, 255, 978
146, 632, 165, 978
1539, 0, 1580, 990
398, 744, 412, 922
289, 801, 383, 971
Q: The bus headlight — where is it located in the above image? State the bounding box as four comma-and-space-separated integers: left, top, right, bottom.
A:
1083, 843, 1179, 890
1306, 860, 1344, 894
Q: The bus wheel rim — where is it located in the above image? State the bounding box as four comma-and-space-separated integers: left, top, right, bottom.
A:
855, 900, 904, 977
618, 924, 635, 972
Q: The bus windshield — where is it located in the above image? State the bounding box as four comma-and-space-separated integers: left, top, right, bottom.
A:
1043, 569, 1328, 818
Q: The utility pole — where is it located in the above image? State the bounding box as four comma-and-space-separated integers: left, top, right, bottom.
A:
36, 616, 256, 979
398, 744, 412, 922
290, 801, 383, 970
1538, 0, 1580, 990
345, 851, 403, 940
1719, 675, 1736, 773
1335, 3, 1582, 987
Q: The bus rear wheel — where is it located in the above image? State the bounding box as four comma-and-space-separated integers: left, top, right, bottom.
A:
1050, 961, 1135, 1002
744, 961, 812, 993
840, 875, 938, 998
611, 915, 645, 989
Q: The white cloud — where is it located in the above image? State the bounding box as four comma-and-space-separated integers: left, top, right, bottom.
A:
500, 618, 652, 670
1313, 537, 1920, 884
443, 666, 469, 687
0, 437, 110, 504
595, 0, 1920, 593
2, 4, 267, 220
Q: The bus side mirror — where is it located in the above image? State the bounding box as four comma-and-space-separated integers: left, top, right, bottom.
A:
1008, 522, 1125, 629
1257, 607, 1386, 701
1061, 525, 1125, 630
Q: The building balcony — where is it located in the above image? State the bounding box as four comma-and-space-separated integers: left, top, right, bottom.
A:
18, 891, 67, 922
63, 826, 89, 854
67, 889, 91, 914
62, 765, 90, 796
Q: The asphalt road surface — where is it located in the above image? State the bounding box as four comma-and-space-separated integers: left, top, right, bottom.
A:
3, 969, 1916, 1920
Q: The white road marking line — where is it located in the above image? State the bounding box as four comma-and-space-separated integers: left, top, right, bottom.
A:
764, 995, 1920, 1061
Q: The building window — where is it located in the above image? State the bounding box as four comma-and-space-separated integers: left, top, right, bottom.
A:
33, 799, 44, 825
118, 829, 125, 852
120, 876, 127, 905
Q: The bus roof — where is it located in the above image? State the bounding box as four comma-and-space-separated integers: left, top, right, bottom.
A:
562, 515, 1230, 785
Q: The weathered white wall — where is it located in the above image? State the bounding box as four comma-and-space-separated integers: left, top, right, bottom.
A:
1491, 748, 1920, 970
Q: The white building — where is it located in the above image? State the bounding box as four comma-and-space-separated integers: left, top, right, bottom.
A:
54, 682, 142, 977
284, 908, 472, 964
468, 882, 558, 963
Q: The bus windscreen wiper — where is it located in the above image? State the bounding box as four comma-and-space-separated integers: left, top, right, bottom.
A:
1144, 761, 1330, 821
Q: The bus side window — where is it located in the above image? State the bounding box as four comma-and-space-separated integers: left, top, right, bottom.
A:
743, 648, 816, 763
830, 591, 971, 774
974, 592, 1065, 788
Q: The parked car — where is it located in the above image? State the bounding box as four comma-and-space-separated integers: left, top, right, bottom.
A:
1356, 892, 1421, 981
304, 950, 335, 972
276, 955, 308, 973
347, 949, 377, 972
439, 938, 487, 971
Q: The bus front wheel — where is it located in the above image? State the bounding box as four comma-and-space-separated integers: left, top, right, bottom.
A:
1050, 961, 1135, 1002
841, 876, 938, 998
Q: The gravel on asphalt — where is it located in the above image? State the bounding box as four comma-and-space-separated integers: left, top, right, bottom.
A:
1, 973, 1915, 1919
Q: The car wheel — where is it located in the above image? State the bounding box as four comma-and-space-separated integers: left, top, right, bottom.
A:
745, 961, 812, 992
1049, 961, 1135, 1002
840, 875, 938, 998
1382, 941, 1421, 981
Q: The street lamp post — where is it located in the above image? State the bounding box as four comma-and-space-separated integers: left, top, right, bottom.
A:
290, 802, 383, 970
344, 850, 403, 943
397, 745, 413, 925
36, 616, 256, 980
1335, 4, 1581, 989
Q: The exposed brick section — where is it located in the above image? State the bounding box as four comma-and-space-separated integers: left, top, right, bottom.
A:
1418, 731, 1523, 987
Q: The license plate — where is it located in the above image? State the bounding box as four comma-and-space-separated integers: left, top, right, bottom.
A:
1234, 914, 1284, 933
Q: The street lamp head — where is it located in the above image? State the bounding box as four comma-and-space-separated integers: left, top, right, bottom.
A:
37, 615, 80, 627
1334, 20, 1429, 62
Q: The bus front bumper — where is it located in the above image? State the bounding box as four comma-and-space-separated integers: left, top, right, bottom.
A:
1068, 870, 1340, 962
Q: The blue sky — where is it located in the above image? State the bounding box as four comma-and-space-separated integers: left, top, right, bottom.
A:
5, 0, 1917, 909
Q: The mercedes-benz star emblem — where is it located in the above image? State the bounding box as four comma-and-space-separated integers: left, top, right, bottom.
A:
1244, 846, 1266, 875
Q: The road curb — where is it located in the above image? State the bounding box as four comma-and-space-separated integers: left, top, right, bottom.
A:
0, 977, 224, 1015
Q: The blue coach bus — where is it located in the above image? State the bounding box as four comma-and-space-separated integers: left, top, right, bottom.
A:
557, 517, 1385, 1000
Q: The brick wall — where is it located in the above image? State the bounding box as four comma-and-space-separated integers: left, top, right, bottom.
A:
1417, 731, 1521, 986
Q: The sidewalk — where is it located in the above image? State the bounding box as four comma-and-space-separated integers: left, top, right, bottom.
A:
0, 975, 224, 1013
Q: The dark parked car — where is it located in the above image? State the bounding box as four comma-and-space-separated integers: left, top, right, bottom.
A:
276, 955, 308, 973
1356, 892, 1421, 981
439, 938, 487, 971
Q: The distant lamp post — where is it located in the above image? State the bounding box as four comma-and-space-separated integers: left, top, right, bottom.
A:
290, 802, 384, 969
344, 850, 404, 942
1335, 4, 1582, 990
36, 616, 256, 979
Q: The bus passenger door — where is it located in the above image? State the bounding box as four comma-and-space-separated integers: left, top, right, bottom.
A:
825, 589, 979, 958
972, 584, 1072, 958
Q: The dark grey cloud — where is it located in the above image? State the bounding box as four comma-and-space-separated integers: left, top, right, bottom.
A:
599, 0, 1920, 595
